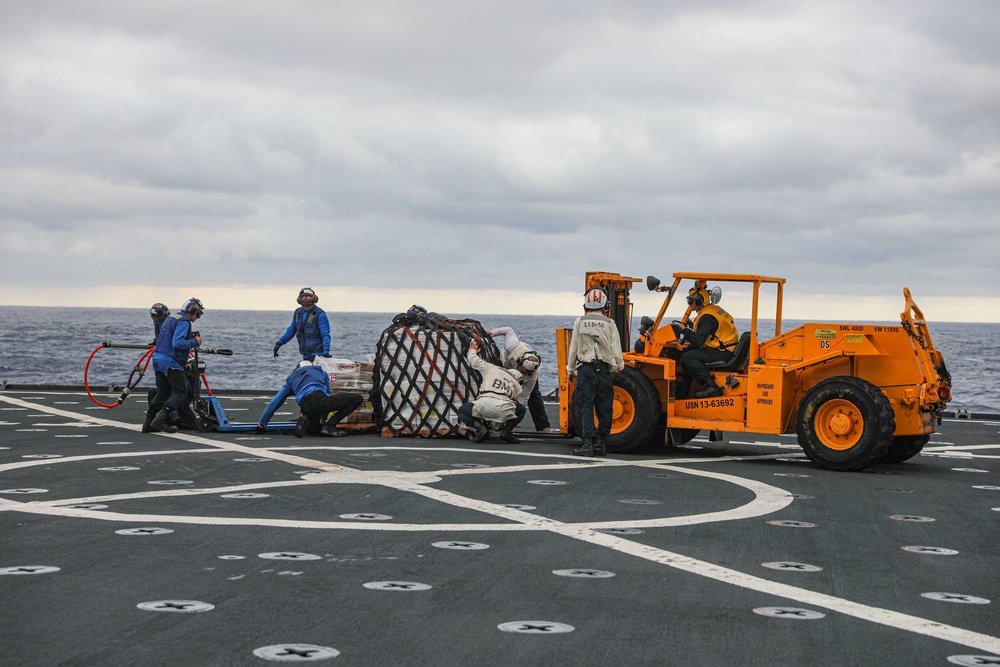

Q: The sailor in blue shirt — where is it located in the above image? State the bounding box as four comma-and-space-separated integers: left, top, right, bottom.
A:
257, 360, 364, 437
273, 288, 332, 360
145, 298, 204, 433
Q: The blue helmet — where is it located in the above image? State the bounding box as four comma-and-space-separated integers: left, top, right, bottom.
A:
182, 298, 204, 317
149, 303, 170, 321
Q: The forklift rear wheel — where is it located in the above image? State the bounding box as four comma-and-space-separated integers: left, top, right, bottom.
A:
570, 367, 660, 454
879, 434, 930, 464
195, 417, 213, 433
796, 377, 894, 471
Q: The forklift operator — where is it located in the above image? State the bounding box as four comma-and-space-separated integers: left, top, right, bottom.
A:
672, 286, 739, 399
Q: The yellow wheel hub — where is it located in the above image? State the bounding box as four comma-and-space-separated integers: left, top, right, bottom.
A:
590, 387, 636, 435
815, 399, 863, 451
610, 387, 635, 435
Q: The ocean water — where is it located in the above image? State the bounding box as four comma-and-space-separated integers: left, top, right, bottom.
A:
1, 306, 997, 414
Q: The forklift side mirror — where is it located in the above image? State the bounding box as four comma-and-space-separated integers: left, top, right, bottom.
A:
709, 286, 722, 305
639, 315, 655, 336
646, 276, 661, 292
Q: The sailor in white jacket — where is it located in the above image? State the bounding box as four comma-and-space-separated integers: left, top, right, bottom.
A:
488, 326, 551, 432
458, 340, 526, 443
567, 288, 624, 456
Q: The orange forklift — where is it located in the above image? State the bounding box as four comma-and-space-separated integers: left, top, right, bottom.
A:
557, 271, 952, 471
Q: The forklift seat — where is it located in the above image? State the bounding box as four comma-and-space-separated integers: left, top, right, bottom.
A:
705, 331, 752, 373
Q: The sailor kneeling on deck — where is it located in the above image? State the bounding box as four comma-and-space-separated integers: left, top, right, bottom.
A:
458, 340, 526, 444
257, 359, 363, 437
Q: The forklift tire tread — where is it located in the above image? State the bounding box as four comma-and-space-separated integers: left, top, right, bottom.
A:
796, 376, 894, 471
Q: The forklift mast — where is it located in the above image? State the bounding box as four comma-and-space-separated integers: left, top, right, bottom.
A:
584, 271, 640, 353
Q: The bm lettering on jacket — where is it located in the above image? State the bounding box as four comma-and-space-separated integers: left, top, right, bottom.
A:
492, 378, 511, 392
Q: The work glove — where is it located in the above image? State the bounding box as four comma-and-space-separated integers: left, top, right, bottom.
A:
273, 342, 282, 358
254, 424, 266, 435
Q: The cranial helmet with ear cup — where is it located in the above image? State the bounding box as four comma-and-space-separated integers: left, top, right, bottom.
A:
182, 298, 204, 317
149, 303, 170, 322
686, 286, 711, 308
584, 288, 608, 310
520, 352, 540, 372
297, 288, 318, 305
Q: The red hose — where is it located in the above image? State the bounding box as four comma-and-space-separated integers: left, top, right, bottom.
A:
84, 344, 155, 408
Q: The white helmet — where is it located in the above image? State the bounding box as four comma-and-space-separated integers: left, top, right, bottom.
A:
584, 288, 608, 310
520, 353, 540, 372
508, 369, 524, 384
297, 359, 313, 369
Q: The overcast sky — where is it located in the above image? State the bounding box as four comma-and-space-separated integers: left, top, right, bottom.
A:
1, 0, 998, 322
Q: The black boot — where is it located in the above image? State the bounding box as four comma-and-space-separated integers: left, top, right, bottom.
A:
321, 423, 349, 437
149, 408, 177, 433
573, 437, 595, 457
470, 418, 489, 443
141, 410, 155, 433
695, 383, 723, 398
499, 420, 519, 444
293, 414, 308, 438
594, 433, 607, 457
174, 405, 198, 430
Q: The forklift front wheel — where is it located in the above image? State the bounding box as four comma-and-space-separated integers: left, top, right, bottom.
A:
195, 417, 214, 433
796, 377, 894, 471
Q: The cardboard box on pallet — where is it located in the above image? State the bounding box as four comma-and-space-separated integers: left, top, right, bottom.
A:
316, 357, 377, 427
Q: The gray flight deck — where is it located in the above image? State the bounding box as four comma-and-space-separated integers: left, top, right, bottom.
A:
1, 389, 999, 666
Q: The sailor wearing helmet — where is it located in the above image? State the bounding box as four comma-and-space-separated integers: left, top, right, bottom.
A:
566, 288, 624, 457
145, 298, 204, 433
671, 284, 739, 399
273, 287, 332, 361
458, 339, 526, 444
488, 326, 551, 432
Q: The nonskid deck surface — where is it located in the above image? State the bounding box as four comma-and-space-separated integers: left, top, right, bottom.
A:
1, 390, 998, 666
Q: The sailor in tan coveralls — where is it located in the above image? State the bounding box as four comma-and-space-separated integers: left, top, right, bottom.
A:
566, 288, 625, 456
458, 340, 526, 444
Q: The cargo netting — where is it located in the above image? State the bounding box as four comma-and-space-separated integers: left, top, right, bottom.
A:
374, 313, 501, 437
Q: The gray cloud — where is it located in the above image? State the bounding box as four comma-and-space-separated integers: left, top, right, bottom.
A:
1, 0, 998, 307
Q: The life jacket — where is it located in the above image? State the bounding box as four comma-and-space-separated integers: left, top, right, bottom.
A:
154, 315, 195, 367
294, 306, 326, 356
694, 304, 739, 351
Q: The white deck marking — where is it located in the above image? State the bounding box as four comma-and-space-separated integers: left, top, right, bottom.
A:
923, 444, 1000, 460
551, 526, 1000, 654
0, 395, 348, 472
2, 393, 999, 654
